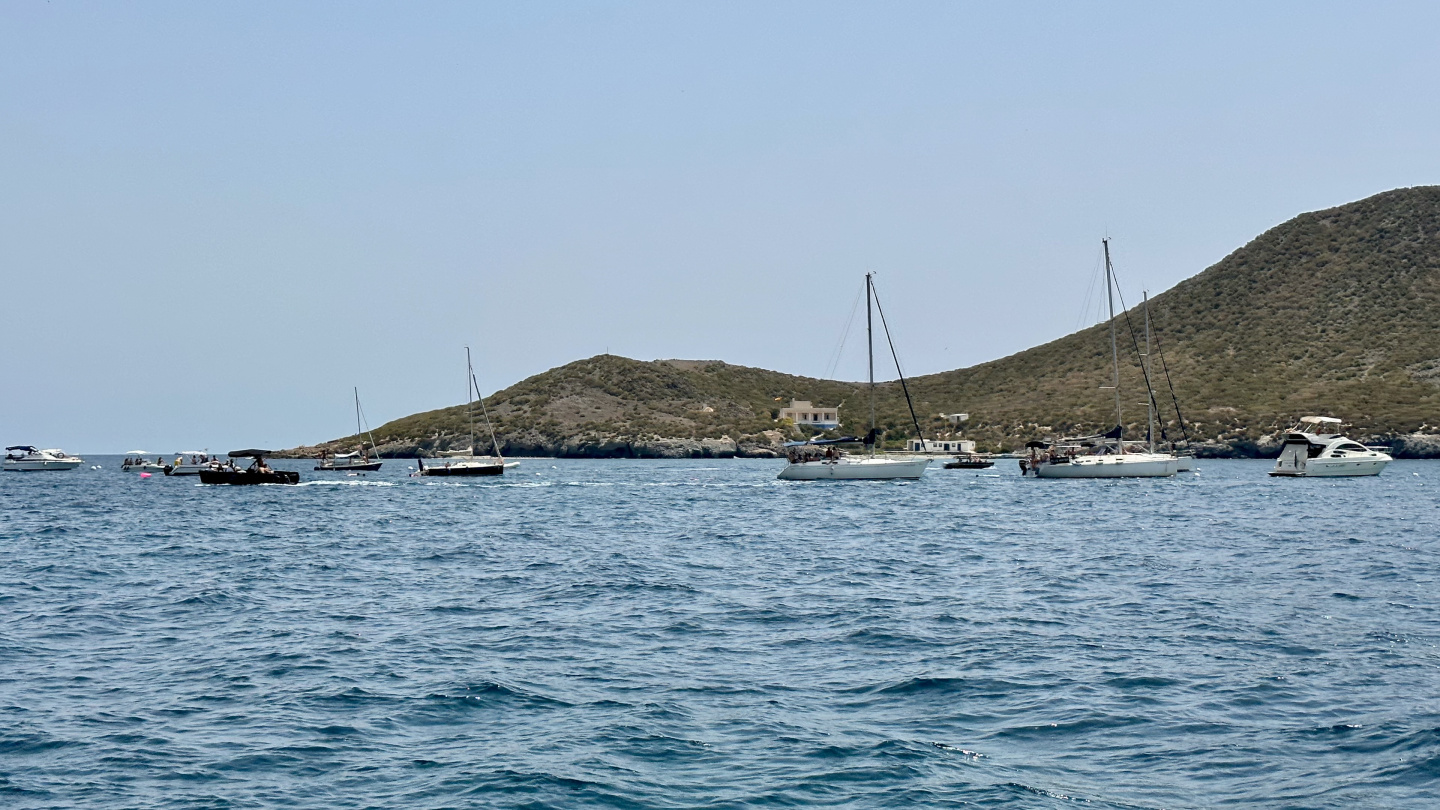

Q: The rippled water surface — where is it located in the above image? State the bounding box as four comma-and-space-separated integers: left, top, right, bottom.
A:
3, 457, 1438, 807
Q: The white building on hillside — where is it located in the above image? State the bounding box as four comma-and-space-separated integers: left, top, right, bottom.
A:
779, 400, 839, 429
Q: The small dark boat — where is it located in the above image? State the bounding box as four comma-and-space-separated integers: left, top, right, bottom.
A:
944, 454, 995, 470
199, 450, 300, 485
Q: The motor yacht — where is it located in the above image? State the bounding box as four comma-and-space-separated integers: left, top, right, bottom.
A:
4, 446, 84, 471
1269, 417, 1391, 477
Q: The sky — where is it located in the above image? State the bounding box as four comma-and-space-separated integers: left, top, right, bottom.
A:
3, 2, 1439, 453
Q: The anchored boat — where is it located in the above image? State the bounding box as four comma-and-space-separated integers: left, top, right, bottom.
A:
1023, 240, 1178, 479
416, 347, 512, 477
4, 446, 83, 471
778, 273, 930, 481
1269, 417, 1391, 477
316, 389, 383, 472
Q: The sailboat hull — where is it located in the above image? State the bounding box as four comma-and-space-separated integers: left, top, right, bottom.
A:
778, 457, 929, 480
315, 461, 383, 471
1033, 454, 1177, 478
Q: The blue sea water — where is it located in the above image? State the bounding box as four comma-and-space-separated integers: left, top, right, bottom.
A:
1, 457, 1438, 808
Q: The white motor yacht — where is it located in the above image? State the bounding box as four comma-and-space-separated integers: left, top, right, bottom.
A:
1270, 417, 1391, 477
4, 446, 84, 471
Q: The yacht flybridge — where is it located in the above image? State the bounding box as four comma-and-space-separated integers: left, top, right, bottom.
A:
1269, 417, 1391, 477
4, 446, 83, 471
1023, 240, 1178, 479
777, 273, 930, 481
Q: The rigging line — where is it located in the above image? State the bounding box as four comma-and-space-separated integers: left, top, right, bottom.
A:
1109, 269, 1167, 442
823, 286, 865, 380
471, 370, 504, 459
1150, 314, 1192, 445
868, 278, 927, 444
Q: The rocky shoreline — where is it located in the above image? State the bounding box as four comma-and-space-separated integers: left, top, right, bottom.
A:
280, 430, 1440, 460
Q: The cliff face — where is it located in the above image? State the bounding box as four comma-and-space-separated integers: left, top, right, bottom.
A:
290, 187, 1440, 459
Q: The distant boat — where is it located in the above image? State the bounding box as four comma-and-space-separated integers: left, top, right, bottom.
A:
121, 452, 166, 472
199, 450, 300, 485
316, 389, 383, 472
416, 347, 509, 477
1269, 417, 1391, 477
778, 273, 930, 481
4, 446, 83, 472
1024, 240, 1178, 479
164, 451, 221, 476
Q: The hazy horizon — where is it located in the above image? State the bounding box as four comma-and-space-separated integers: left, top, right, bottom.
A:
5, 3, 1439, 452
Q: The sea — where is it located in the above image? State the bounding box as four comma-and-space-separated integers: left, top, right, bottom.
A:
2, 457, 1438, 808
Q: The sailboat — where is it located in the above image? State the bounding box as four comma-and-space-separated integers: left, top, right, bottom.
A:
416, 347, 509, 477
315, 388, 383, 472
777, 273, 931, 481
1024, 240, 1178, 479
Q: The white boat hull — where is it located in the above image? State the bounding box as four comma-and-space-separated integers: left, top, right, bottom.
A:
1271, 458, 1389, 477
4, 458, 84, 471
778, 456, 929, 480
1033, 453, 1178, 478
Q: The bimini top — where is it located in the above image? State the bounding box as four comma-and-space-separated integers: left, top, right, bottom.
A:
1300, 416, 1343, 424
783, 436, 861, 447
227, 449, 275, 458
6, 445, 38, 452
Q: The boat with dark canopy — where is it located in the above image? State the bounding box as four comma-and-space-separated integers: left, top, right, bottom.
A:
199, 450, 300, 485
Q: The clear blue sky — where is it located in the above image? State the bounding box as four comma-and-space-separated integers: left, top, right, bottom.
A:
4, 2, 1437, 452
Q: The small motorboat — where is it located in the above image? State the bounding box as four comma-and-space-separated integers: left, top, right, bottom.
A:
122, 452, 166, 472
1269, 417, 1391, 477
165, 452, 222, 476
4, 446, 84, 471
199, 450, 300, 485
943, 453, 995, 470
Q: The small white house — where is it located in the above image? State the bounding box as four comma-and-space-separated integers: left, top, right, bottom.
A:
908, 438, 976, 454
779, 400, 839, 429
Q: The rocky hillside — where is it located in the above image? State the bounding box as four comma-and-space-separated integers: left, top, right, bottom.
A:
290, 186, 1440, 458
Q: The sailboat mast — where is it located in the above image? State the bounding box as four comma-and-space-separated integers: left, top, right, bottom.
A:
465, 346, 476, 455
866, 272, 875, 456
354, 387, 364, 458
1144, 292, 1155, 453
1103, 239, 1123, 447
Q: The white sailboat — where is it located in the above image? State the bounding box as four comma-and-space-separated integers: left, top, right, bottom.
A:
778, 273, 930, 481
416, 347, 512, 477
1025, 240, 1178, 479
316, 389, 383, 472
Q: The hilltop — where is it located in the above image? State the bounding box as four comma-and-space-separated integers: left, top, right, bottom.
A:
291, 187, 1440, 458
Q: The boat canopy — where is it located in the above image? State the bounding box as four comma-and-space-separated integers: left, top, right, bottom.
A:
6, 445, 38, 452
1300, 416, 1343, 424
783, 436, 861, 447
227, 449, 274, 458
